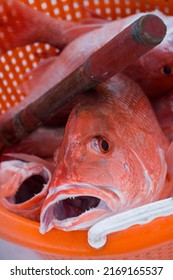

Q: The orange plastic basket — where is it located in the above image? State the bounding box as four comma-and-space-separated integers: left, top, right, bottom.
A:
0, 0, 173, 260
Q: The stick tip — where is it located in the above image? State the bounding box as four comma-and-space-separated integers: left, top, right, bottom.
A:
132, 14, 167, 46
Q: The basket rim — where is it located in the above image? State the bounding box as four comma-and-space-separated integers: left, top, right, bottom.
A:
1, 205, 173, 257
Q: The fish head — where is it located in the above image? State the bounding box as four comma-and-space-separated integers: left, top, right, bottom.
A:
40, 97, 157, 233
0, 156, 52, 221
124, 35, 173, 99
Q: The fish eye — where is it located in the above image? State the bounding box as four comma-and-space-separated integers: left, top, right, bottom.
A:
162, 65, 172, 75
92, 136, 110, 154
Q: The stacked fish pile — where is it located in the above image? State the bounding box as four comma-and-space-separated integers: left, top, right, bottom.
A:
0, 0, 173, 250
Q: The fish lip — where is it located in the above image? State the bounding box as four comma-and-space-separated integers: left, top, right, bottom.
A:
40, 183, 123, 233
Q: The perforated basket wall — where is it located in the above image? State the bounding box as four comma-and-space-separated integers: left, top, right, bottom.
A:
0, 0, 173, 260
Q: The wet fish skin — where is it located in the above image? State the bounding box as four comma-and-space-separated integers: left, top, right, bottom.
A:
40, 74, 173, 233
124, 10, 173, 99
3, 126, 65, 159
124, 42, 173, 99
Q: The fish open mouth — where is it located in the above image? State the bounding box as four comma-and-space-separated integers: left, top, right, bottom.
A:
1, 160, 52, 218
14, 174, 48, 204
54, 196, 101, 220
5, 169, 50, 206
40, 184, 122, 233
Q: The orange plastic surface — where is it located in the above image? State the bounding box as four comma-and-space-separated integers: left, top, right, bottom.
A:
1, 204, 173, 259
0, 0, 173, 259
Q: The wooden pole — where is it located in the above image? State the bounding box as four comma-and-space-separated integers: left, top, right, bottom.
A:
0, 14, 166, 150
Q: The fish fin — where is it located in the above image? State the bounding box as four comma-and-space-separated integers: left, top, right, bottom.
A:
0, 0, 104, 54
79, 4, 109, 21
4, 137, 45, 159
63, 22, 105, 42
22, 56, 58, 81
18, 56, 58, 97
5, 153, 55, 173
0, 0, 42, 54
4, 126, 64, 159
79, 18, 110, 24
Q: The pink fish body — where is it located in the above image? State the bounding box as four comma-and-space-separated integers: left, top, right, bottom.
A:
0, 154, 54, 221
3, 126, 65, 159
39, 74, 173, 233
124, 12, 173, 99
0, 0, 103, 54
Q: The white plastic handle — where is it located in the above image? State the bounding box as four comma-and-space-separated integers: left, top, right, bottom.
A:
88, 197, 173, 249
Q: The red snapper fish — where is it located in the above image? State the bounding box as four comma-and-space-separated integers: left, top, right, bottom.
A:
124, 10, 173, 99
0, 153, 54, 221
39, 74, 173, 233
0, 0, 103, 54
